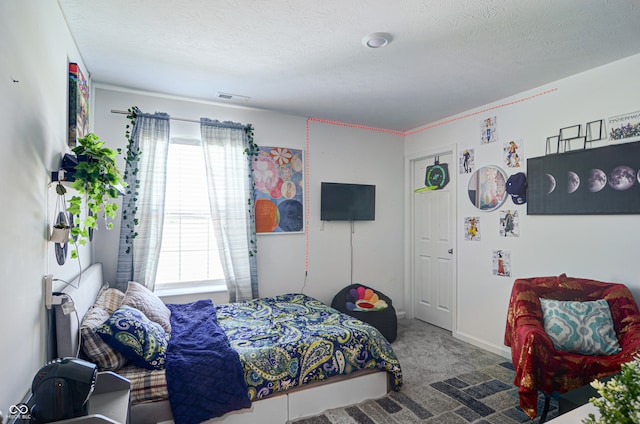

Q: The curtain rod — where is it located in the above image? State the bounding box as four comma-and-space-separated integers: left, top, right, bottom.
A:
110, 109, 200, 124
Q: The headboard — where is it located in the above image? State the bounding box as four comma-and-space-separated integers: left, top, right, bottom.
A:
54, 263, 105, 358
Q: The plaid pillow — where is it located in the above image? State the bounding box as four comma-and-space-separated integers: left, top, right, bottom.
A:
80, 306, 128, 371
94, 284, 125, 315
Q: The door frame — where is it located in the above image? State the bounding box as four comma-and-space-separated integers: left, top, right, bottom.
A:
403, 144, 458, 334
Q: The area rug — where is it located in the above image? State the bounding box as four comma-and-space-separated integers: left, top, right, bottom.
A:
290, 319, 558, 424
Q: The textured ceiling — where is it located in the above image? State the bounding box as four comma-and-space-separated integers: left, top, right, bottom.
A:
58, 0, 640, 132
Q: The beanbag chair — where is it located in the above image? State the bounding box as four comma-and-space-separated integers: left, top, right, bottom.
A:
331, 284, 397, 342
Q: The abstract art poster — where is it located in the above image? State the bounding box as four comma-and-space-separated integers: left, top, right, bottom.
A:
503, 139, 524, 168
464, 216, 480, 241
493, 250, 511, 277
481, 116, 498, 144
459, 148, 475, 174
253, 146, 304, 233
499, 210, 519, 237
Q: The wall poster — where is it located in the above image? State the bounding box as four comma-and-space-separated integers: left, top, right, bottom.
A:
481, 116, 498, 144
459, 148, 475, 174
252, 146, 304, 233
503, 139, 524, 168
464, 216, 480, 241
608, 110, 640, 143
68, 62, 89, 147
527, 141, 640, 214
493, 250, 511, 277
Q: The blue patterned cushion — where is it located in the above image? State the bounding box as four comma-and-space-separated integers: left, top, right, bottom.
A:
539, 298, 621, 356
97, 305, 169, 369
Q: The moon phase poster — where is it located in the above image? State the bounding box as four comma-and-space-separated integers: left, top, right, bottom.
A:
527, 140, 640, 214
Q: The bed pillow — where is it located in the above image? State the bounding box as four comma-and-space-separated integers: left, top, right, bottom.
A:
540, 298, 621, 355
80, 306, 128, 371
122, 281, 171, 333
97, 305, 169, 370
94, 283, 125, 315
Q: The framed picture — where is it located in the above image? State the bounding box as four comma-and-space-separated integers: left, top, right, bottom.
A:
527, 141, 640, 214
585, 120, 604, 143
68, 62, 89, 147
253, 146, 304, 233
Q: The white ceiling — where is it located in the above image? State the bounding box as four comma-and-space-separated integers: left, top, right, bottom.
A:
58, 0, 640, 132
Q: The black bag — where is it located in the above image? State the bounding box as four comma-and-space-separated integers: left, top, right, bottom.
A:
424, 156, 450, 190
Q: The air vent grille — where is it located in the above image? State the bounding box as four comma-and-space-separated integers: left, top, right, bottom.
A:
216, 92, 250, 102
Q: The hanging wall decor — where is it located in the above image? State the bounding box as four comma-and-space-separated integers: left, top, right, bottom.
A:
499, 210, 519, 237
253, 146, 304, 233
528, 140, 640, 214
459, 148, 474, 174
68, 62, 89, 148
493, 250, 511, 277
464, 216, 481, 241
50, 183, 71, 265
467, 165, 508, 211
608, 110, 640, 143
503, 140, 524, 168
481, 116, 498, 144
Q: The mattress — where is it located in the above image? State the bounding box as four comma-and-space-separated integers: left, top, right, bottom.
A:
117, 293, 403, 405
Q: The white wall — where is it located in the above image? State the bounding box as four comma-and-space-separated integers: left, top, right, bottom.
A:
0, 1, 90, 414
91, 87, 405, 309
405, 53, 640, 356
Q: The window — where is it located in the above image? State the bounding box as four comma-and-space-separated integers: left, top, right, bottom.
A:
154, 138, 225, 293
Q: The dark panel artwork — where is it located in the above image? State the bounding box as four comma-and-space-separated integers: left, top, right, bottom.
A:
528, 141, 640, 214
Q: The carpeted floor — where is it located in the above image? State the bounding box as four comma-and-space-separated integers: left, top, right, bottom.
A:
290, 319, 557, 423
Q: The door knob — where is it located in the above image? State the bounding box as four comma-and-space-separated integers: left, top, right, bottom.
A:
448, 248, 453, 254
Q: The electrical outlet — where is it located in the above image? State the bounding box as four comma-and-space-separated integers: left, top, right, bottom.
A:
44, 274, 53, 309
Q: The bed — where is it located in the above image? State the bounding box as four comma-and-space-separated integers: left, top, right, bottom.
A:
53, 263, 403, 424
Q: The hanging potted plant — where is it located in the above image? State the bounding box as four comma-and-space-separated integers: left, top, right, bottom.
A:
50, 183, 71, 244
66, 133, 126, 258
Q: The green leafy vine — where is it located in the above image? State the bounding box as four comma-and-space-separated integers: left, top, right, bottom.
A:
117, 106, 141, 254
244, 124, 259, 257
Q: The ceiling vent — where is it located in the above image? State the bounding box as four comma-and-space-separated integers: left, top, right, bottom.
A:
216, 92, 251, 102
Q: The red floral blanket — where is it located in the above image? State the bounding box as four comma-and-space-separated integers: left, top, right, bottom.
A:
504, 274, 640, 418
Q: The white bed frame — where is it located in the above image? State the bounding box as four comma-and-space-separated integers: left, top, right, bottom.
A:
54, 263, 390, 424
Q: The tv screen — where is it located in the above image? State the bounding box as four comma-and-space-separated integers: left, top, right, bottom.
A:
320, 182, 376, 221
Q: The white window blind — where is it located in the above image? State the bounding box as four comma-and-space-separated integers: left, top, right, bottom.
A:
155, 138, 224, 292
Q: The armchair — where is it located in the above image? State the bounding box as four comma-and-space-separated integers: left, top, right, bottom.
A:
504, 274, 640, 420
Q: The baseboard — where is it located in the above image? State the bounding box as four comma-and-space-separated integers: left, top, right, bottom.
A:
395, 310, 406, 320
453, 330, 512, 360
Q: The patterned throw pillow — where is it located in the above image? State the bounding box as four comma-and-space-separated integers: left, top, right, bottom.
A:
122, 281, 172, 333
94, 284, 125, 315
80, 306, 128, 371
540, 298, 621, 355
97, 305, 169, 370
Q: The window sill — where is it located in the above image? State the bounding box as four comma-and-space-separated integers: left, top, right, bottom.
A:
154, 284, 227, 298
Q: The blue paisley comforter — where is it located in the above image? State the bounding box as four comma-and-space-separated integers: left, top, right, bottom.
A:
215, 293, 403, 401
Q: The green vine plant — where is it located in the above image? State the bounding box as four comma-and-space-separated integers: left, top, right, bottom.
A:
117, 106, 141, 254
244, 124, 259, 257
68, 133, 126, 258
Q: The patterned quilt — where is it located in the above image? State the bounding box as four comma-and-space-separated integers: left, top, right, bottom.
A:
215, 293, 403, 401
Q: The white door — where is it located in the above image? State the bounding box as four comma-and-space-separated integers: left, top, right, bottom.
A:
412, 152, 456, 330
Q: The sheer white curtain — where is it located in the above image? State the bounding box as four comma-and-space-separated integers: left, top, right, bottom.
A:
116, 111, 170, 290
200, 119, 258, 301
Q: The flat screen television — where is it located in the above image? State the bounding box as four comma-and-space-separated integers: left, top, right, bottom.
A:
320, 182, 376, 221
